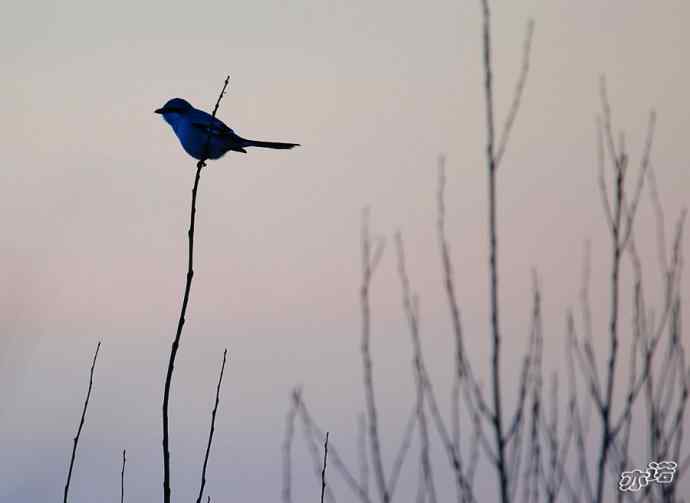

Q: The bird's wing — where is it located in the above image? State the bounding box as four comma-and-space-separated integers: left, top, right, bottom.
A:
190, 122, 236, 138
190, 110, 236, 137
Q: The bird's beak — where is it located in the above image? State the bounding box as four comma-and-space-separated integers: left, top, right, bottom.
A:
154, 108, 164, 114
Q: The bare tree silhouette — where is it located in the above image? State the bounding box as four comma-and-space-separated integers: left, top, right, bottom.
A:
283, 1, 688, 502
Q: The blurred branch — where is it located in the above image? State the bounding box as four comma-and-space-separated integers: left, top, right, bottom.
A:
480, 2, 535, 500
619, 112, 655, 250
360, 208, 389, 503
437, 155, 467, 381
282, 388, 300, 503
394, 232, 437, 503
495, 19, 535, 168
597, 118, 615, 233
505, 272, 540, 447
358, 414, 370, 498
566, 316, 595, 503
593, 77, 629, 503
386, 405, 417, 497
480, 0, 510, 498
578, 242, 602, 405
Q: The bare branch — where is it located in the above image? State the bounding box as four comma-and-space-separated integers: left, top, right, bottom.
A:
597, 118, 615, 233
163, 76, 230, 503
121, 449, 126, 503
299, 406, 336, 503
566, 317, 595, 503
647, 166, 669, 274
196, 349, 229, 503
505, 272, 540, 446
480, 2, 511, 500
495, 19, 535, 167
394, 232, 437, 503
579, 241, 602, 403
437, 155, 468, 381
282, 389, 299, 503
599, 77, 619, 168
619, 111, 656, 250
360, 208, 389, 503
358, 414, 370, 497
387, 404, 417, 497
63, 341, 101, 503
297, 392, 371, 503
321, 432, 330, 503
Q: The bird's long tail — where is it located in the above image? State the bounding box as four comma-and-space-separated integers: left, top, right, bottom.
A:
243, 139, 300, 150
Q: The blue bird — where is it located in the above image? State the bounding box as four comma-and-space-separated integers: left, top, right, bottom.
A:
155, 98, 299, 161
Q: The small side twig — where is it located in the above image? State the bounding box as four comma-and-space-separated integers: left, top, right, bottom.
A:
296, 391, 370, 503
299, 406, 335, 503
63, 341, 101, 503
196, 348, 229, 503
495, 19, 535, 168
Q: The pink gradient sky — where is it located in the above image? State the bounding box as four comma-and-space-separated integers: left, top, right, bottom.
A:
1, 0, 688, 501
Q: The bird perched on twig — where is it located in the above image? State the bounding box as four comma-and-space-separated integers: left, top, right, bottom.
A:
155, 98, 299, 161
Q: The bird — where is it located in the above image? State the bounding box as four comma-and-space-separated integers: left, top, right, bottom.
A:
155, 98, 299, 161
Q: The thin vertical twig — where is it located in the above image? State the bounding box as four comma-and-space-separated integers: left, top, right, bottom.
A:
196, 348, 229, 503
296, 391, 370, 503
321, 432, 330, 503
162, 76, 230, 503
120, 449, 126, 503
300, 411, 336, 503
63, 341, 101, 503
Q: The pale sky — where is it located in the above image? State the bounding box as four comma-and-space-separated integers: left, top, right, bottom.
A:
1, 0, 689, 501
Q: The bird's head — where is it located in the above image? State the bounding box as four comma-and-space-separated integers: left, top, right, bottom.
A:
155, 98, 193, 126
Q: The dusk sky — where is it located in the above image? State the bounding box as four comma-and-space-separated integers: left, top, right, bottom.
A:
1, 0, 689, 501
